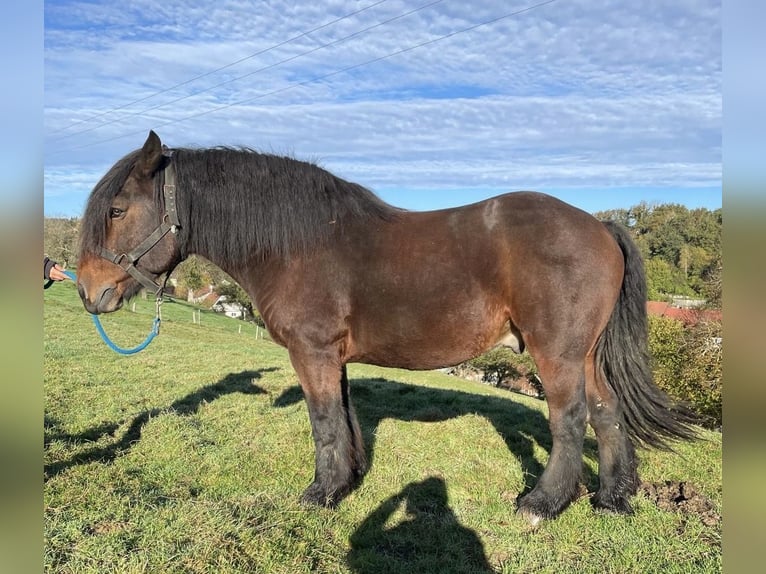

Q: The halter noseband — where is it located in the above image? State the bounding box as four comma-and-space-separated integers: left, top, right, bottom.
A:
101, 148, 181, 296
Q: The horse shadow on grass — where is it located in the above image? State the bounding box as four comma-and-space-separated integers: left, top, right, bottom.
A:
274, 376, 599, 499
44, 368, 276, 480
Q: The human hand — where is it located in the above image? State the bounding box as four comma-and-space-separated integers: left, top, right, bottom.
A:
49, 264, 69, 281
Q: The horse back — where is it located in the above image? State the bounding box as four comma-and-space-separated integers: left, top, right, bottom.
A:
339, 192, 624, 367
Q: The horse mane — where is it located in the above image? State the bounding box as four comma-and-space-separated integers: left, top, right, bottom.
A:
78, 149, 147, 258
79, 145, 401, 265
172, 147, 400, 264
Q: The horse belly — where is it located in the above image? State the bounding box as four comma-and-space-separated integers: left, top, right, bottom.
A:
341, 204, 514, 369
347, 291, 509, 370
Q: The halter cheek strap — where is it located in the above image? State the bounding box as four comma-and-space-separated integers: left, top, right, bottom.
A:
100, 151, 181, 296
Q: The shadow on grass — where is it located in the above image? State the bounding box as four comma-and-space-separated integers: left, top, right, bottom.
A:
44, 368, 277, 480
347, 476, 493, 574
274, 376, 599, 498
274, 376, 599, 573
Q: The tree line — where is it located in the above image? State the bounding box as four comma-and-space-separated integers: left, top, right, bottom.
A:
594, 202, 722, 307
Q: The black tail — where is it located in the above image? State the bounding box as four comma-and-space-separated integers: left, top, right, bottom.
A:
596, 221, 698, 449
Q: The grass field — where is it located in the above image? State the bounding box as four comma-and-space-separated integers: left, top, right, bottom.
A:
44, 279, 722, 573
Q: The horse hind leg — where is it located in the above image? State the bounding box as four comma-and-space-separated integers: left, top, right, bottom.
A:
585, 353, 639, 514
289, 349, 367, 507
517, 355, 587, 524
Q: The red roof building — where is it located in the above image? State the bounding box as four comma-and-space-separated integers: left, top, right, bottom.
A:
646, 301, 722, 326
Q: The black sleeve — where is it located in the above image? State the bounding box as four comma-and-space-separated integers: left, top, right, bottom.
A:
44, 257, 57, 280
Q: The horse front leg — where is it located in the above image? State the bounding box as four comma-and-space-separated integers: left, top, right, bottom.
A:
289, 348, 367, 507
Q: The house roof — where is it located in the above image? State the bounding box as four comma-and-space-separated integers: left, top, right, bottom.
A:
188, 286, 219, 307
646, 301, 722, 326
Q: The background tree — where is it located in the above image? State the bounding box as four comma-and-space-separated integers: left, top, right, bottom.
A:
595, 202, 722, 306
679, 319, 722, 428
216, 281, 261, 324
645, 259, 686, 300
647, 315, 722, 429
43, 217, 80, 266
173, 256, 207, 301
700, 257, 722, 309
171, 256, 228, 301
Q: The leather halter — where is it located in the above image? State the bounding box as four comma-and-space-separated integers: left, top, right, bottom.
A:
100, 149, 181, 296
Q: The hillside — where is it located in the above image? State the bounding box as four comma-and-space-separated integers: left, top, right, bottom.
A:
44, 281, 722, 573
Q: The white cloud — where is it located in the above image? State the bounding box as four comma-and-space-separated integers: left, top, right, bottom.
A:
44, 0, 721, 215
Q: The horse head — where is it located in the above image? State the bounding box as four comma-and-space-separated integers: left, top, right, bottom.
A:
76, 131, 182, 314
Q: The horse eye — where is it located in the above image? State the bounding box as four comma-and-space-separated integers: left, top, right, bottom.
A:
109, 207, 124, 219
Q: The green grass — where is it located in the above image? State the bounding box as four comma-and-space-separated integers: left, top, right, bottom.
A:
44, 281, 722, 573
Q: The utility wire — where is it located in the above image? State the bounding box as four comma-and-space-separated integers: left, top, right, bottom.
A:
48, 0, 391, 138
51, 0, 561, 154
51, 0, 446, 143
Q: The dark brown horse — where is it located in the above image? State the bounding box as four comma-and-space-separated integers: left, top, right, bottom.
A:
75, 131, 696, 524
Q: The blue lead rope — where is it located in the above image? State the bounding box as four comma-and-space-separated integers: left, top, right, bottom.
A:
90, 312, 160, 355
62, 270, 160, 355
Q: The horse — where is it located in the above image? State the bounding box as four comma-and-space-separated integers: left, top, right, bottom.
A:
75, 130, 697, 524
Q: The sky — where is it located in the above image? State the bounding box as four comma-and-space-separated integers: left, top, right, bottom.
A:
43, 0, 722, 217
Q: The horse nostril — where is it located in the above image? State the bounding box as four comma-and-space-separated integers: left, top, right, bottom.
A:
77, 284, 87, 301
95, 287, 117, 311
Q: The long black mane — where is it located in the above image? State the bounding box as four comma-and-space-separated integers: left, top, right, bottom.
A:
174, 147, 399, 264
80, 146, 400, 265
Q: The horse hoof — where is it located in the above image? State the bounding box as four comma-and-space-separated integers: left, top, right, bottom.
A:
300, 483, 338, 508
591, 493, 634, 515
517, 487, 575, 524
518, 509, 544, 528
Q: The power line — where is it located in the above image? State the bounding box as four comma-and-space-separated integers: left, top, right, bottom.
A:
51, 0, 561, 155
50, 0, 446, 143
48, 0, 391, 138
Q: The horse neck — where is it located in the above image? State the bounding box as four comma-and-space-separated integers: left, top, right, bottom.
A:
184, 246, 279, 305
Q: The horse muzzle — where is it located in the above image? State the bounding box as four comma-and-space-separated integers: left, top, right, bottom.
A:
78, 283, 123, 314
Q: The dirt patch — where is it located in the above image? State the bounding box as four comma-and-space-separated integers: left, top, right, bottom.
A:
638, 481, 720, 527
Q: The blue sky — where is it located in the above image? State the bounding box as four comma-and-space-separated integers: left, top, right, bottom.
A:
44, 0, 721, 217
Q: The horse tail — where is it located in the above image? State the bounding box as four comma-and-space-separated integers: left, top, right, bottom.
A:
596, 220, 699, 449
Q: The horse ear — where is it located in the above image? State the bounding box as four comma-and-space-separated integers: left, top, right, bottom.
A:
138, 130, 164, 177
